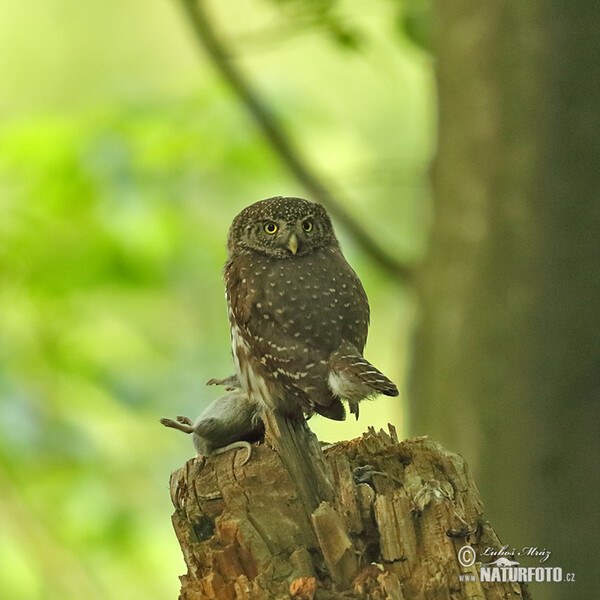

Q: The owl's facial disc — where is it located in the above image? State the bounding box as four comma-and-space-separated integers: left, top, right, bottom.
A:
228, 197, 340, 258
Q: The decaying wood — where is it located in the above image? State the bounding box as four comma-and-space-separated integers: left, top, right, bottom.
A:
168, 424, 530, 600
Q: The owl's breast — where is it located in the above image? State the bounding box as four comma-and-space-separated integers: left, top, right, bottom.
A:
250, 249, 368, 354
226, 247, 370, 415
226, 249, 368, 351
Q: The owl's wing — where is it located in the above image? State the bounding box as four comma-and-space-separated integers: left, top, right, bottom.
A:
329, 341, 399, 419
330, 353, 399, 396
332, 255, 370, 354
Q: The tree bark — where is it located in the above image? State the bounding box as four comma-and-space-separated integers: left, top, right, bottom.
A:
168, 423, 529, 599
410, 1, 600, 596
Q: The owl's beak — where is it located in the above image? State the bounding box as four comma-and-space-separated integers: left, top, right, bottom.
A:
287, 233, 298, 255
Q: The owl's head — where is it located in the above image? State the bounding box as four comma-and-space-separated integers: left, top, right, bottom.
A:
228, 197, 340, 258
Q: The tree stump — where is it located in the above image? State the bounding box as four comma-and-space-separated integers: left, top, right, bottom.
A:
168, 422, 530, 600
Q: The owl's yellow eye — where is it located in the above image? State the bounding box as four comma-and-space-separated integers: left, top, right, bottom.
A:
302, 220, 313, 232
264, 222, 278, 234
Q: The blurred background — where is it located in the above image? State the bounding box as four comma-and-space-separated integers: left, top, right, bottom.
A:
2, 1, 597, 599
0, 1, 432, 598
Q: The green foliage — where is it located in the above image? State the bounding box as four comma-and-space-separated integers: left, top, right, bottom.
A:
397, 0, 432, 51
264, 0, 433, 51
265, 0, 364, 49
0, 94, 294, 598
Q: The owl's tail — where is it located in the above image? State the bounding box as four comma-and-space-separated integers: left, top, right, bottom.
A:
328, 352, 399, 420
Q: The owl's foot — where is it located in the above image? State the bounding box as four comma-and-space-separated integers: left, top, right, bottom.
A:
211, 440, 253, 465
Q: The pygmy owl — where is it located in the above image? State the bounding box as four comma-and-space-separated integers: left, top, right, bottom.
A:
225, 196, 398, 421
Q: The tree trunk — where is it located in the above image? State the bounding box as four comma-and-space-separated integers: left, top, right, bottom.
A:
410, 1, 600, 597
168, 421, 529, 599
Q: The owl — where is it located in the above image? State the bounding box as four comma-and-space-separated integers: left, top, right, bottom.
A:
224, 196, 398, 421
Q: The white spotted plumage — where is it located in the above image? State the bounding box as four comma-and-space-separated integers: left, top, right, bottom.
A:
225, 197, 398, 421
